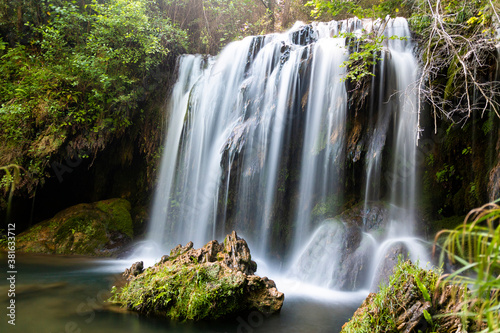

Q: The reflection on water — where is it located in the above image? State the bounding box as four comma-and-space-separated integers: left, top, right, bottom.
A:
0, 254, 363, 333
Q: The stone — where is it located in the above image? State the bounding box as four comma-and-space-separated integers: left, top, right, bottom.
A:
110, 231, 284, 321
370, 242, 409, 292
338, 201, 391, 231
488, 130, 500, 202
123, 261, 144, 280
13, 198, 134, 256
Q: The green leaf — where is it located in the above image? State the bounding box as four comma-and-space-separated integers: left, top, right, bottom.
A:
423, 309, 433, 326
414, 275, 431, 302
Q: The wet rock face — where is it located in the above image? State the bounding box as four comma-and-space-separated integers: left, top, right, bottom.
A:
334, 233, 373, 290
370, 242, 409, 292
113, 231, 283, 321
291, 25, 317, 45
338, 202, 390, 231
290, 203, 393, 291
167, 231, 257, 275
488, 163, 500, 201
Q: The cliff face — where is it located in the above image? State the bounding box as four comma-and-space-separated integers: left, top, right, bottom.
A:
419, 110, 500, 226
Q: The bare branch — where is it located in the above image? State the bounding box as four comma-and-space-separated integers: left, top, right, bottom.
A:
415, 0, 500, 129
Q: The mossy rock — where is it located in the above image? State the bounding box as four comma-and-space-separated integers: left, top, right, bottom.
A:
111, 231, 284, 321
116, 262, 248, 320
341, 260, 485, 333
15, 198, 134, 256
95, 198, 134, 238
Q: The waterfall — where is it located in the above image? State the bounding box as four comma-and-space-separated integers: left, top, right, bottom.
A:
291, 36, 347, 252
142, 17, 429, 292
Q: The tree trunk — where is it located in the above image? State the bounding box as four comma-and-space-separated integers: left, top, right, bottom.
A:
17, 3, 22, 32
268, 0, 275, 32
282, 0, 291, 29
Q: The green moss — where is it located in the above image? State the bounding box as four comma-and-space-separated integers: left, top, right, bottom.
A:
54, 216, 108, 255
312, 194, 341, 220
444, 56, 460, 101
341, 260, 441, 333
95, 198, 134, 238
111, 262, 249, 321
15, 198, 134, 256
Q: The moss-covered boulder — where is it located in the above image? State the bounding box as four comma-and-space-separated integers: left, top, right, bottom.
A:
341, 260, 486, 333
15, 198, 133, 256
110, 231, 284, 321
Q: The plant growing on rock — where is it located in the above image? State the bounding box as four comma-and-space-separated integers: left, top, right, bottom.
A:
341, 259, 488, 333
0, 0, 187, 194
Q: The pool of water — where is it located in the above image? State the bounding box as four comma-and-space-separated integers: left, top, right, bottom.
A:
0, 254, 366, 333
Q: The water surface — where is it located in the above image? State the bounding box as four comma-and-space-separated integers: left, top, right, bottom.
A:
1, 254, 364, 333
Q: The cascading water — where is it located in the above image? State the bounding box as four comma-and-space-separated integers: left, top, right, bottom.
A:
366, 17, 431, 290
286, 18, 430, 291
291, 35, 347, 251
144, 55, 205, 257
142, 17, 430, 294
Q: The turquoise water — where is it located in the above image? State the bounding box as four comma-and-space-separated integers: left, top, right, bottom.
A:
0, 254, 363, 333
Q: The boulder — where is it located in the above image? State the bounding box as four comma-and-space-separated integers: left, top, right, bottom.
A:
110, 231, 284, 321
289, 218, 375, 291
335, 234, 374, 290
370, 242, 410, 292
15, 198, 133, 256
338, 201, 391, 232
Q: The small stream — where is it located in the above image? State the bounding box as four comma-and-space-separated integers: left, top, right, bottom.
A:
0, 254, 365, 333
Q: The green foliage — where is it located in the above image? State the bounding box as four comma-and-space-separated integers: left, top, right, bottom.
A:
307, 0, 407, 20
422, 308, 434, 327
0, 0, 186, 193
435, 163, 455, 183
435, 201, 500, 332
157, 0, 269, 54
338, 32, 383, 83
306, 0, 408, 84
461, 146, 472, 155
0, 164, 22, 216
414, 274, 431, 302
